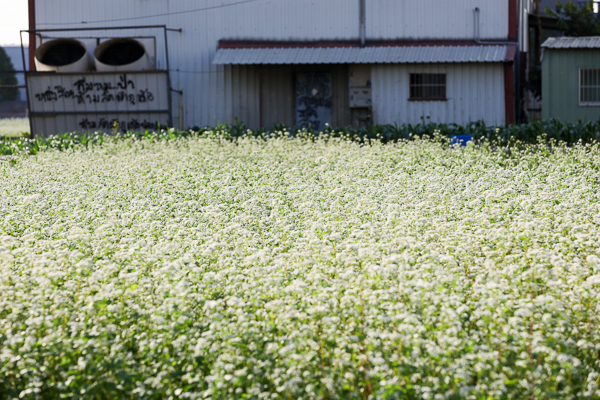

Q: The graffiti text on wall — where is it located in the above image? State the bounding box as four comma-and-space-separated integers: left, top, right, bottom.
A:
79, 117, 163, 132
34, 74, 155, 106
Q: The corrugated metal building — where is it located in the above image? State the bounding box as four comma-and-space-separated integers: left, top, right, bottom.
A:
542, 37, 600, 123
28, 0, 532, 131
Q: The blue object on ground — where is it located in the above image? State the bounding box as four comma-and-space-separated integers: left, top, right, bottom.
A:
450, 134, 473, 146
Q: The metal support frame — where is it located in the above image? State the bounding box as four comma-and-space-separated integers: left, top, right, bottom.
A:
0, 71, 26, 91
19, 32, 33, 137
28, 0, 36, 73
19, 25, 179, 136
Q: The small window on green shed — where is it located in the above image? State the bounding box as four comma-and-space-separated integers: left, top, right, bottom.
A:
579, 69, 600, 105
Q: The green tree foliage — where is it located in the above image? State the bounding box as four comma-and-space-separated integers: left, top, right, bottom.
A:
546, 0, 600, 36
0, 46, 18, 101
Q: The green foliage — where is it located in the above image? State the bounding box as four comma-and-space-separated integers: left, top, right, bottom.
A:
546, 0, 600, 36
4, 118, 600, 157
200, 118, 600, 147
0, 46, 18, 101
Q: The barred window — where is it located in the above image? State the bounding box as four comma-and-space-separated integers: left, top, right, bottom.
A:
580, 69, 600, 105
410, 73, 447, 101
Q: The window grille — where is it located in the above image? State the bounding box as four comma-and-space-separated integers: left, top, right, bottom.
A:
409, 73, 446, 101
579, 69, 600, 105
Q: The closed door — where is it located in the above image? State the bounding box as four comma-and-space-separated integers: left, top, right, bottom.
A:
295, 72, 332, 130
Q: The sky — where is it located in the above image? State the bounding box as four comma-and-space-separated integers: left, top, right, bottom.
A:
1, 1, 29, 47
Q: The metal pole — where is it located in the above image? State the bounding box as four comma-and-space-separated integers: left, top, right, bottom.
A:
20, 31, 34, 138
359, 0, 366, 47
25, 24, 168, 33
28, 0, 36, 72
516, 0, 522, 123
164, 26, 173, 128
19, 33, 26, 79
473, 8, 480, 41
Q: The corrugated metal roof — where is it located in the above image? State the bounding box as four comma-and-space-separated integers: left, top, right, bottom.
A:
213, 45, 509, 65
542, 37, 600, 49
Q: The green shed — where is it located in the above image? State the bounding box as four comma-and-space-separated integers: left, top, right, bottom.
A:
542, 37, 600, 123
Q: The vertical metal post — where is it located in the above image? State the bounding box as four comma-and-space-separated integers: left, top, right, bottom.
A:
473, 8, 480, 41
258, 69, 263, 128
359, 0, 366, 47
20, 31, 34, 138
27, 0, 36, 136
164, 26, 173, 128
19, 33, 26, 77
28, 0, 36, 72
515, 0, 522, 123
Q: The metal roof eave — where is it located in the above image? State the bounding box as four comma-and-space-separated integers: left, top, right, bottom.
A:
542, 36, 600, 49
212, 45, 510, 65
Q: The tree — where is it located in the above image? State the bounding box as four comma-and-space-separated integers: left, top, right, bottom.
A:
0, 46, 18, 101
546, 0, 600, 36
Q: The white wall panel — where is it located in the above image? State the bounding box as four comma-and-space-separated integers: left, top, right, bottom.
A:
366, 0, 509, 40
371, 63, 506, 126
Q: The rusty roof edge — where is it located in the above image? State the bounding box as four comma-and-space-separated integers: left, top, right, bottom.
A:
217, 39, 512, 50
505, 44, 517, 62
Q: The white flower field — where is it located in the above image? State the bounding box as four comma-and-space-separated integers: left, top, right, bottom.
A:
1, 134, 599, 399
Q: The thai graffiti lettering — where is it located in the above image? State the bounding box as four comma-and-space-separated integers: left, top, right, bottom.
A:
79, 117, 161, 131
34, 74, 151, 106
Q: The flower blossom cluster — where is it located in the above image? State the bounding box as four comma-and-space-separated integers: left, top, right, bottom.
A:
1, 135, 599, 399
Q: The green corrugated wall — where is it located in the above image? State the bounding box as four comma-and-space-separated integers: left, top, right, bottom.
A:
543, 48, 600, 122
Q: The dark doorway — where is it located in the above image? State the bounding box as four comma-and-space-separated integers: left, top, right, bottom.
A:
295, 72, 332, 130
257, 65, 350, 128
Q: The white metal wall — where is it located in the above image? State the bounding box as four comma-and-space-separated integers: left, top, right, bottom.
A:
371, 63, 506, 126
366, 1, 509, 41
35, 0, 522, 128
